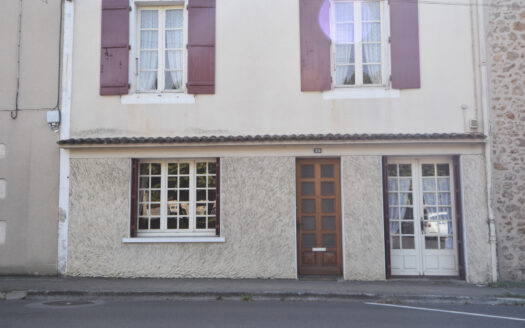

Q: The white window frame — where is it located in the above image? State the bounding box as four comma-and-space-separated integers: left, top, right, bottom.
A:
330, 0, 390, 88
137, 159, 217, 237
130, 2, 189, 94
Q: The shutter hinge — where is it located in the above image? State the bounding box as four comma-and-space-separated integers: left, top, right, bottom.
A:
129, 6, 132, 12
128, 45, 131, 50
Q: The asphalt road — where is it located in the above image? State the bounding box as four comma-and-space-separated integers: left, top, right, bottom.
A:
1, 299, 524, 327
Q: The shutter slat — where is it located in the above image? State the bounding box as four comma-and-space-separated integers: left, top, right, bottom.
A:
299, 0, 331, 91
389, 0, 421, 89
187, 0, 215, 94
215, 158, 221, 236
100, 0, 129, 95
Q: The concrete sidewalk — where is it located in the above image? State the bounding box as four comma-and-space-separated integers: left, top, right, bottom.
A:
1, 276, 524, 305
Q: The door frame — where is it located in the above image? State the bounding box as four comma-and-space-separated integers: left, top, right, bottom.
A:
382, 156, 466, 279
296, 158, 343, 277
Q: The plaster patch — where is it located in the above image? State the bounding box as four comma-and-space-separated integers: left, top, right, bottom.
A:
0, 144, 5, 158
0, 221, 6, 244
0, 180, 5, 199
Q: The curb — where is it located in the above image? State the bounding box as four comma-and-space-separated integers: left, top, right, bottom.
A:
2, 290, 523, 305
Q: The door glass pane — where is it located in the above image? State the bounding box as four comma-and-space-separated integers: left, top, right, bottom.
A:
399, 178, 412, 191
302, 234, 316, 248
322, 216, 336, 230
323, 234, 336, 248
401, 207, 413, 220
389, 207, 399, 220
302, 199, 315, 213
422, 178, 435, 191
388, 164, 397, 177
438, 207, 452, 220
437, 178, 450, 191
301, 165, 314, 178
425, 237, 439, 249
422, 164, 435, 176
402, 237, 415, 249
401, 222, 414, 234
437, 164, 450, 176
423, 193, 436, 205
322, 199, 335, 212
391, 236, 400, 249
302, 217, 315, 230
302, 182, 315, 196
321, 164, 334, 178
438, 193, 451, 205
440, 237, 454, 249
388, 178, 398, 191
399, 164, 412, 176
399, 193, 412, 206
321, 182, 334, 195
424, 207, 438, 221
390, 222, 400, 234
388, 193, 398, 205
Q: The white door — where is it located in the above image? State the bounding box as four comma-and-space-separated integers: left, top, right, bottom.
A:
388, 158, 459, 276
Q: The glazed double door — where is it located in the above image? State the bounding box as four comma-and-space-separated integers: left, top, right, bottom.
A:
388, 158, 459, 276
296, 159, 342, 276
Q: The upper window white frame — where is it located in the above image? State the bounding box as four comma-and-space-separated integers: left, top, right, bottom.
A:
329, 0, 390, 88
129, 1, 188, 94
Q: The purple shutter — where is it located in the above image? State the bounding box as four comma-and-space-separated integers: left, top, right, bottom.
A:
452, 156, 466, 280
100, 0, 129, 95
187, 0, 215, 94
130, 159, 139, 237
215, 158, 220, 236
300, 0, 331, 91
389, 0, 421, 89
382, 156, 391, 279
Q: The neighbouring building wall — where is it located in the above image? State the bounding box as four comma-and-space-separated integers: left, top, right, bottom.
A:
0, 0, 61, 275
487, 1, 525, 281
67, 157, 297, 278
342, 156, 385, 280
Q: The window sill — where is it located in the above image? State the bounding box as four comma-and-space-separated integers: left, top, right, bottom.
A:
121, 93, 195, 105
122, 236, 225, 243
323, 88, 400, 100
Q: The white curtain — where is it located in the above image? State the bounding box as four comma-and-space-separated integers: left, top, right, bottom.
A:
361, 2, 381, 84
139, 10, 158, 90
165, 10, 183, 90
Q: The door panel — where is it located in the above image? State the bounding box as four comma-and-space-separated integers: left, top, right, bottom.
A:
297, 159, 342, 276
388, 158, 459, 277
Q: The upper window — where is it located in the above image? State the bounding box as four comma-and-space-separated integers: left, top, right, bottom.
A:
137, 160, 217, 237
137, 6, 186, 92
330, 0, 386, 87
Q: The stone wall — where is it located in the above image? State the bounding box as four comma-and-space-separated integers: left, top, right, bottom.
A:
488, 1, 525, 281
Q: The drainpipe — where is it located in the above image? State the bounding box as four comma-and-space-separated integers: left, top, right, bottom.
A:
58, 0, 74, 276
474, 0, 498, 282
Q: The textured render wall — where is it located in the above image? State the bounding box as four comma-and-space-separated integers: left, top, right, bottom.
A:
488, 1, 525, 281
67, 157, 297, 278
461, 155, 493, 283
342, 156, 385, 280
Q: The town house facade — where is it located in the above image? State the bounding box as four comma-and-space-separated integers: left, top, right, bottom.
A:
57, 0, 496, 282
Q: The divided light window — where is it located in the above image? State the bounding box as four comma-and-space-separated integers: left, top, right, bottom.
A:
331, 0, 385, 86
138, 7, 186, 92
137, 160, 217, 236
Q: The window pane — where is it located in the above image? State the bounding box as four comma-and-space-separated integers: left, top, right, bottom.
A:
167, 217, 177, 229
179, 163, 189, 174
399, 193, 412, 206
196, 217, 206, 229
168, 163, 178, 175
390, 221, 399, 234
388, 193, 398, 206
141, 10, 158, 28
141, 31, 158, 49
150, 218, 160, 229
302, 182, 315, 196
139, 163, 149, 175
335, 2, 354, 22
402, 237, 415, 249
437, 164, 450, 176
180, 177, 189, 188
335, 65, 355, 85
389, 207, 399, 220
423, 193, 436, 206
168, 177, 177, 188
362, 44, 381, 62
140, 51, 158, 69
322, 199, 335, 212
401, 222, 414, 234
208, 190, 216, 201
208, 163, 217, 174
303, 217, 315, 230
165, 71, 183, 90
139, 177, 149, 188
196, 162, 206, 174
151, 163, 161, 175
196, 203, 206, 216
362, 23, 381, 42
422, 178, 435, 191
336, 23, 354, 43
363, 65, 381, 84
401, 207, 413, 220
321, 182, 334, 195
139, 71, 157, 90
166, 30, 183, 49
437, 178, 450, 191
166, 9, 183, 28
301, 165, 314, 178
336, 44, 354, 64
208, 176, 216, 188
197, 176, 206, 188
422, 164, 435, 176
139, 218, 148, 229
399, 164, 412, 177
302, 234, 316, 248
398, 178, 412, 191
388, 178, 398, 191
323, 234, 336, 247
196, 190, 206, 201
321, 164, 334, 178
388, 164, 397, 177
179, 217, 189, 229
151, 190, 161, 202
425, 237, 439, 249
438, 193, 451, 205
362, 1, 380, 20
151, 177, 161, 188
322, 216, 336, 230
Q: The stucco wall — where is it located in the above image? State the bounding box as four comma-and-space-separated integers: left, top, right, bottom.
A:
487, 0, 525, 281
461, 155, 493, 283
342, 156, 385, 280
70, 0, 478, 138
67, 157, 297, 278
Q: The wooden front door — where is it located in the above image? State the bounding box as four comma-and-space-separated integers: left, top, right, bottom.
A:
296, 159, 343, 276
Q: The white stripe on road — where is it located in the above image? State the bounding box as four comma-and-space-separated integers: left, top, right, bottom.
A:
365, 302, 525, 322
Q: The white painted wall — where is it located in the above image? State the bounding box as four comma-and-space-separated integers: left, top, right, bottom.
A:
69, 0, 479, 138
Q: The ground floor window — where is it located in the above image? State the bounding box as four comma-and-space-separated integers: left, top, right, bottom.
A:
136, 159, 217, 237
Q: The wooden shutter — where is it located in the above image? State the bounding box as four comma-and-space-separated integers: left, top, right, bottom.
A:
389, 0, 421, 89
382, 156, 391, 279
452, 156, 466, 280
187, 0, 215, 94
300, 0, 331, 91
100, 0, 129, 95
215, 158, 221, 236
130, 159, 139, 237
